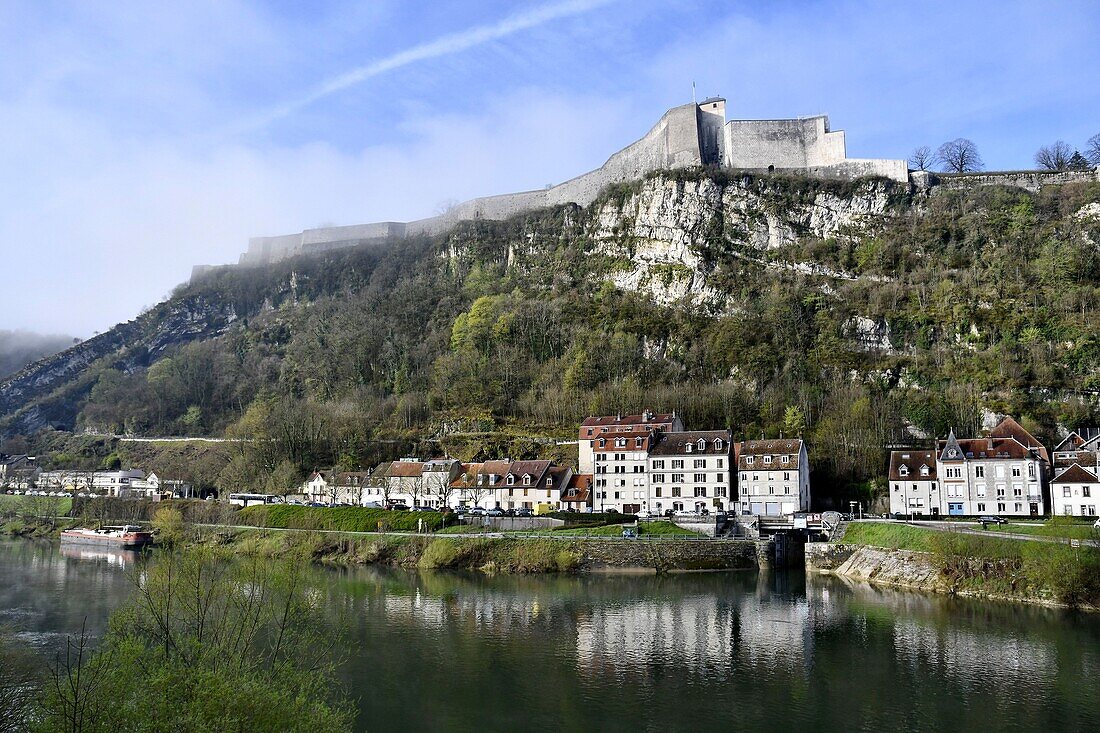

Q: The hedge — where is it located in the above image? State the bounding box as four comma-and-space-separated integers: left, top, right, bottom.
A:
237, 505, 444, 533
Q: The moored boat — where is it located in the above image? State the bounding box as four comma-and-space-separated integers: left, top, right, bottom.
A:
60, 525, 153, 549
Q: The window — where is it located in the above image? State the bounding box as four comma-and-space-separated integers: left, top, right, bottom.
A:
1012, 467, 1022, 478
685, 444, 693, 453
672, 460, 684, 469
635, 437, 643, 448
653, 474, 665, 483
506, 475, 515, 485
653, 460, 665, 469
977, 503, 986, 512
714, 439, 724, 451
974, 466, 984, 478
763, 456, 772, 465
899, 465, 909, 477
717, 459, 724, 468
1064, 486, 1072, 497
741, 473, 747, 482
522, 474, 531, 485
546, 477, 553, 486
783, 472, 790, 481
672, 487, 681, 497
920, 465, 929, 476
694, 459, 706, 469
693, 473, 706, 483
781, 455, 789, 464
1084, 487, 1092, 498
654, 487, 662, 497
697, 439, 706, 451
996, 486, 1005, 497
694, 487, 706, 497
672, 473, 684, 483
747, 456, 754, 465
997, 502, 1006, 512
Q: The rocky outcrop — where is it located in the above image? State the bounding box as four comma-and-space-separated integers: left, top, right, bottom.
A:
588, 174, 895, 305
807, 543, 945, 590
0, 295, 237, 435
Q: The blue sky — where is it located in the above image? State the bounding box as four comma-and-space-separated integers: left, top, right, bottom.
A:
2, 0, 1098, 335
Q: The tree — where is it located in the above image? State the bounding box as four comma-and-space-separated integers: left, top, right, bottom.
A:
909, 145, 934, 171
782, 405, 806, 436
35, 548, 353, 732
936, 138, 983, 172
1034, 140, 1072, 171
1067, 151, 1091, 170
1087, 132, 1100, 167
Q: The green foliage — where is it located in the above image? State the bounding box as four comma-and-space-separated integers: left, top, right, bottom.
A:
238, 505, 444, 533
33, 548, 353, 732
151, 505, 184, 545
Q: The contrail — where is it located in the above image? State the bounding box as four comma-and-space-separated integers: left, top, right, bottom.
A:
235, 0, 617, 132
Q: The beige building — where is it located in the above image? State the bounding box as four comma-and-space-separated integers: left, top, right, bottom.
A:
736, 439, 810, 516
648, 430, 733, 515
592, 430, 655, 514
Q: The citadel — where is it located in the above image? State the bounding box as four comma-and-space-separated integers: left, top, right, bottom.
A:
194, 97, 1099, 277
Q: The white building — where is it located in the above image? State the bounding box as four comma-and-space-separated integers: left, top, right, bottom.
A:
592, 430, 655, 514
36, 469, 145, 495
1050, 464, 1099, 517
373, 459, 461, 508
888, 451, 939, 516
648, 430, 733, 515
578, 411, 682, 474
736, 439, 811, 516
937, 418, 1048, 517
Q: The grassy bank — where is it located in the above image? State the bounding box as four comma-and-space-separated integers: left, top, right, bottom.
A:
436, 521, 702, 537
237, 505, 447, 532
842, 522, 1100, 607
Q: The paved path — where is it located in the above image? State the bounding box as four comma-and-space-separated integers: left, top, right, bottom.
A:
192, 523, 723, 542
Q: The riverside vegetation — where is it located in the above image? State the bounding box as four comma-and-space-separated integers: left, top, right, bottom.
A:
840, 521, 1100, 607
0, 547, 354, 733
4, 170, 1100, 511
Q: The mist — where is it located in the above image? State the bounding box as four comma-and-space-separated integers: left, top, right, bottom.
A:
0, 330, 78, 379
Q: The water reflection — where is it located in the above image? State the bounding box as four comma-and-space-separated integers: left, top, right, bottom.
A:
2, 541, 1098, 733
59, 543, 140, 568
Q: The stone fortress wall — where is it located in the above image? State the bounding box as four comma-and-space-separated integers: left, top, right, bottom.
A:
205, 97, 1097, 275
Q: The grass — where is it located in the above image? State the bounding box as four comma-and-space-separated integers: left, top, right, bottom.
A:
549, 521, 703, 537
981, 518, 1099, 541
0, 494, 73, 517
842, 521, 1100, 607
237, 505, 444, 533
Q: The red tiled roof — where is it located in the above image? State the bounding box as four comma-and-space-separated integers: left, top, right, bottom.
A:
650, 430, 731, 456
563, 473, 592, 503
386, 461, 424, 478
936, 437, 1033, 460
579, 411, 676, 438
988, 417, 1049, 462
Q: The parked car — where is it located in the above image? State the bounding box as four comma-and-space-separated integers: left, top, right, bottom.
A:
388, 503, 410, 512
486, 508, 504, 517
468, 507, 487, 516
978, 515, 1008, 525
411, 506, 434, 512
363, 501, 383, 509
514, 508, 534, 518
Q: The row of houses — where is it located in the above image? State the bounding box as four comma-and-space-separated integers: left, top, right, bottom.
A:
0, 457, 195, 500
301, 411, 812, 516
888, 417, 1100, 518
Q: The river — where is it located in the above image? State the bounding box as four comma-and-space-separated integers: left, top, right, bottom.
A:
1, 538, 1098, 732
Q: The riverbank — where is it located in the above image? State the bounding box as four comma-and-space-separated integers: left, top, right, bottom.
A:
807, 522, 1100, 611
197, 526, 768, 573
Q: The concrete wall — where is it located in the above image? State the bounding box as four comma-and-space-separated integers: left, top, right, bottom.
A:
572, 537, 764, 571
724, 115, 845, 169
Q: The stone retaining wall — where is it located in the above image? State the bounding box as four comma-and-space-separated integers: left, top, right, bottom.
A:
806, 542, 943, 590
575, 538, 767, 571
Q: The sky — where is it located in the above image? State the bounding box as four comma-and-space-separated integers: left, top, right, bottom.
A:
1, 0, 1098, 336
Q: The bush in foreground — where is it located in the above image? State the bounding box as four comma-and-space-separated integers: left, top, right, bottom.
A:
239, 505, 444, 532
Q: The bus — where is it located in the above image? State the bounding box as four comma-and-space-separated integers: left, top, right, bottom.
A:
228, 493, 284, 508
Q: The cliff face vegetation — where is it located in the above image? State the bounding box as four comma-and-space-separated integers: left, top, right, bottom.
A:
3, 168, 1100, 506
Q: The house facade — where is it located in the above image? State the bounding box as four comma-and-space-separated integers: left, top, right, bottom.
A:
736, 439, 810, 516
592, 430, 655, 514
648, 430, 733, 515
888, 451, 939, 516
373, 459, 462, 508
936, 418, 1049, 517
1051, 464, 1099, 517
578, 411, 682, 474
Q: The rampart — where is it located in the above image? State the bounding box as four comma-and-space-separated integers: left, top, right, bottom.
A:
204, 98, 914, 276
914, 168, 1100, 194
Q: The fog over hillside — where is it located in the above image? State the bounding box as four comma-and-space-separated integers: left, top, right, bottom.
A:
0, 330, 77, 378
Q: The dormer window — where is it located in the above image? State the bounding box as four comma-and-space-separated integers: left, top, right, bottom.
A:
899, 465, 909, 477
714, 439, 724, 451
920, 465, 929, 476
781, 455, 789, 464
506, 475, 515, 486
522, 474, 531, 485
546, 477, 553, 486
685, 444, 693, 453
763, 456, 772, 465
635, 437, 643, 448
598, 438, 606, 448
697, 439, 706, 451
747, 456, 754, 465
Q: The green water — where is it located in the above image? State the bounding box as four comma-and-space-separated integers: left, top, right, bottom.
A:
1, 539, 1098, 732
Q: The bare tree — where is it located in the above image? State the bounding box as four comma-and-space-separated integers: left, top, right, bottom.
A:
909, 145, 934, 171
1086, 133, 1100, 167
936, 138, 983, 173
1035, 140, 1072, 171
